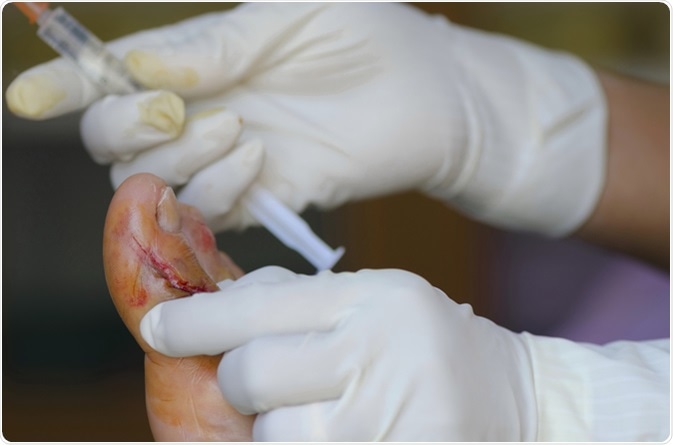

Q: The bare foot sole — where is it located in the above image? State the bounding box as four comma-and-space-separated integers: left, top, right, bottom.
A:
103, 173, 254, 441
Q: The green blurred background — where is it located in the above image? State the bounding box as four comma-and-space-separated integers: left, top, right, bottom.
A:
2, 2, 669, 441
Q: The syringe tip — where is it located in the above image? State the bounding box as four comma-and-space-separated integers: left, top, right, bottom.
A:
15, 2, 50, 24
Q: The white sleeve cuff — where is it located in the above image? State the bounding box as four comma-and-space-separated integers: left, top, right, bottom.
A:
522, 333, 670, 441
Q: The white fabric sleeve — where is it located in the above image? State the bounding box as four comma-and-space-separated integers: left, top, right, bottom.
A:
522, 333, 670, 441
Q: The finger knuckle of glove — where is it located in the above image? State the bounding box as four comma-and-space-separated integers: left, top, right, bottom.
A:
230, 342, 273, 408
357, 268, 435, 307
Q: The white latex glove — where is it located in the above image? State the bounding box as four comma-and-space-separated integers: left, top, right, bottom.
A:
140, 266, 539, 441
7, 3, 606, 236
138, 267, 670, 441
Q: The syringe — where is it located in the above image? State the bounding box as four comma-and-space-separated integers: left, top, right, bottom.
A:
16, 2, 142, 94
16, 2, 345, 271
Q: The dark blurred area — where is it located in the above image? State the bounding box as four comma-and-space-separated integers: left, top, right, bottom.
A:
2, 2, 669, 441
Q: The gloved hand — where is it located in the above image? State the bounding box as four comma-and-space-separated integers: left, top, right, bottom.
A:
6, 3, 606, 236
139, 266, 539, 441
138, 266, 670, 441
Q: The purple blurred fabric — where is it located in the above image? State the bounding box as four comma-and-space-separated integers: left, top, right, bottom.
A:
550, 258, 670, 343
490, 233, 669, 344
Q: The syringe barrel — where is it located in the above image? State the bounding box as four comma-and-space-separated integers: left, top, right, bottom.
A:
37, 7, 141, 94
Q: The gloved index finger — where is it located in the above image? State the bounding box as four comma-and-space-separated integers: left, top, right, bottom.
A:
139, 268, 353, 358
6, 13, 172, 120
6, 58, 104, 120
6, 26, 147, 120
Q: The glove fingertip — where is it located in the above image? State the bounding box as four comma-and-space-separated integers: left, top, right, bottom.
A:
5, 74, 62, 120
177, 140, 265, 230
125, 49, 197, 92
139, 304, 164, 354
7, 59, 103, 119
82, 90, 186, 165
125, 49, 227, 100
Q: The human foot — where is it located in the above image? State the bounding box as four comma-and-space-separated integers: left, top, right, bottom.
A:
103, 173, 254, 441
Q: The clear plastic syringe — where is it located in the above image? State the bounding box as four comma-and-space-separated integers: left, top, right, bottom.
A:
16, 2, 142, 94
16, 2, 345, 271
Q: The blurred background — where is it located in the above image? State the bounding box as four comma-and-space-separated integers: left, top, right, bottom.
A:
2, 2, 669, 441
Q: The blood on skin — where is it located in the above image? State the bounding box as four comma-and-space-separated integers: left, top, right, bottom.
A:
196, 220, 216, 251
130, 287, 149, 308
146, 250, 211, 295
111, 208, 131, 239
131, 235, 211, 297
